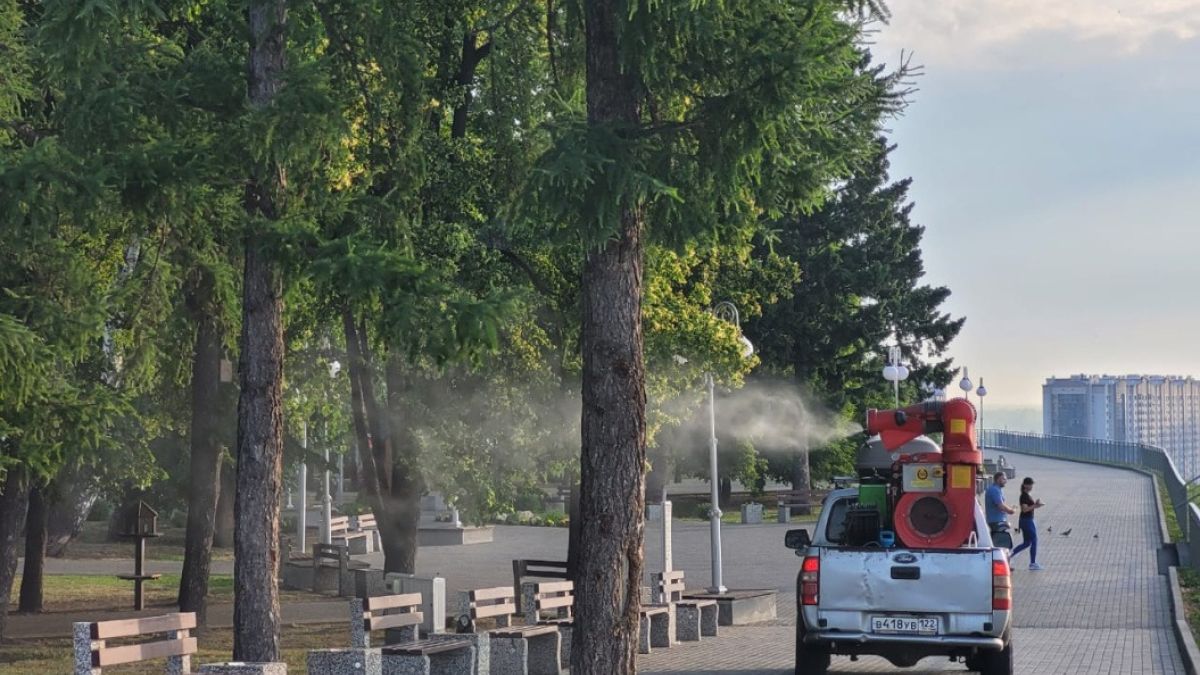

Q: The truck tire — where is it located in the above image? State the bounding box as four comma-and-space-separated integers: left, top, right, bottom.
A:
795, 623, 830, 675
976, 631, 1013, 675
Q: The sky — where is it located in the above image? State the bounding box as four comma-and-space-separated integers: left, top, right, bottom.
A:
871, 1, 1200, 411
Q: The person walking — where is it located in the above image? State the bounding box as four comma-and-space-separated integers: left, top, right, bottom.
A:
1011, 476, 1044, 570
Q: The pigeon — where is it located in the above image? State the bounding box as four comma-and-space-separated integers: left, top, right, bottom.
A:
1061, 528, 1072, 537
1046, 526, 1052, 533
1093, 533, 1099, 539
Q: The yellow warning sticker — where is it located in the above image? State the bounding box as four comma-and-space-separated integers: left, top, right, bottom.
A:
951, 464, 973, 489
949, 418, 967, 434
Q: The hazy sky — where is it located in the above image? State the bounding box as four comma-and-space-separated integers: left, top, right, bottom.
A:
872, 1, 1200, 407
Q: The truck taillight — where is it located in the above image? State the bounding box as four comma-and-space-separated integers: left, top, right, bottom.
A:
992, 559, 1011, 610
801, 555, 820, 606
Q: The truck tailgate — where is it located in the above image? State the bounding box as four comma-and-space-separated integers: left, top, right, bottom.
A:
820, 548, 994, 614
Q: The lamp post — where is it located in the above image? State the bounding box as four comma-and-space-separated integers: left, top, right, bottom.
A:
976, 378, 988, 448
706, 301, 753, 594
959, 367, 974, 401
322, 360, 342, 545
882, 345, 909, 407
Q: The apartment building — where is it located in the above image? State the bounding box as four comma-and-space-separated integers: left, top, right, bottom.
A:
1043, 374, 1200, 478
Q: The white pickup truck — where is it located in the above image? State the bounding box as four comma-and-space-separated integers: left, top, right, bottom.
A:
784, 488, 1013, 674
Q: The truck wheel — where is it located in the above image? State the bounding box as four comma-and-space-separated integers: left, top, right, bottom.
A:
978, 632, 1013, 675
795, 623, 830, 675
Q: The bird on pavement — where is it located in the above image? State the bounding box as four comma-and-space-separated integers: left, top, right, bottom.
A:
1047, 526, 1052, 533
1094, 534, 1099, 539
1061, 528, 1072, 536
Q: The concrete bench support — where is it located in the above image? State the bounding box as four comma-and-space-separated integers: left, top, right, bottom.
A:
307, 647, 382, 675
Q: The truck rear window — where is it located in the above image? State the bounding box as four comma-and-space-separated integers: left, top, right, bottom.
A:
825, 496, 858, 544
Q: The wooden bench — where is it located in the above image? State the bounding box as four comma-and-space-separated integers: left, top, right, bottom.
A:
329, 514, 372, 554
457, 586, 561, 675
73, 612, 196, 674
309, 592, 479, 674
774, 488, 831, 521
521, 580, 575, 669
353, 512, 382, 552
511, 559, 568, 613
651, 570, 718, 641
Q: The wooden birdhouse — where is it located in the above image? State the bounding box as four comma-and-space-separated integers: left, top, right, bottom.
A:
133, 501, 159, 536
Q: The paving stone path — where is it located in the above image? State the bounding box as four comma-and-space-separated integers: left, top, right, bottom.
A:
16, 453, 1186, 674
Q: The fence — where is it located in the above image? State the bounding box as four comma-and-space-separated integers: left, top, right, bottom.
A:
983, 429, 1200, 570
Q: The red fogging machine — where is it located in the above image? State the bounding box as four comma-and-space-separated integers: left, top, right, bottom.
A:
862, 399, 982, 548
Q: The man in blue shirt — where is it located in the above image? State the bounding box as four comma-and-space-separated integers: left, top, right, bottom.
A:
985, 471, 1016, 526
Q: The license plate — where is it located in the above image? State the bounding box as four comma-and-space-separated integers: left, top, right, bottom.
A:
871, 616, 940, 635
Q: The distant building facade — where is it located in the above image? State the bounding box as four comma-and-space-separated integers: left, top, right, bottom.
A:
1043, 374, 1200, 477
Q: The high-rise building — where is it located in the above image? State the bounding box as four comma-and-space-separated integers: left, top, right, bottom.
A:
1043, 374, 1200, 478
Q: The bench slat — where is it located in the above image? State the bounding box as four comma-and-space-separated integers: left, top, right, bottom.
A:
491, 625, 558, 639
537, 595, 574, 610
383, 637, 473, 656
472, 602, 517, 619
91, 613, 196, 640
364, 593, 423, 612
94, 637, 197, 666
470, 586, 515, 602
367, 611, 423, 631
532, 580, 573, 594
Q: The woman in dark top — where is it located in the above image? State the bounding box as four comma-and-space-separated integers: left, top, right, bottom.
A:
1011, 476, 1044, 569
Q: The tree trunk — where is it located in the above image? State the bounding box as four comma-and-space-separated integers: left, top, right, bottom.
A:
234, 0, 287, 660
382, 356, 423, 575
44, 463, 99, 557
18, 484, 48, 613
0, 466, 31, 641
719, 477, 732, 508
214, 464, 236, 548
573, 4, 647, 671
178, 297, 224, 624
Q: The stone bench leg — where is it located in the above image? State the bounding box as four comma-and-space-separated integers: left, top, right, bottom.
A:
649, 610, 672, 649
676, 604, 703, 642
700, 603, 719, 637
308, 647, 383, 675
777, 505, 791, 523
380, 653, 430, 675
427, 646, 476, 675
429, 633, 487, 675
525, 631, 562, 675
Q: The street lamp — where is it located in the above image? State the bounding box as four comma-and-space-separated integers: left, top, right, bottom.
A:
976, 378, 988, 448
882, 345, 909, 406
959, 367, 974, 399
706, 301, 753, 594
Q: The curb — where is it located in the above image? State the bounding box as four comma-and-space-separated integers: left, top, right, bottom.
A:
1169, 567, 1200, 675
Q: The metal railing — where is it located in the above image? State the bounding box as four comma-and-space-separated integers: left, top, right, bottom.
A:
982, 429, 1200, 569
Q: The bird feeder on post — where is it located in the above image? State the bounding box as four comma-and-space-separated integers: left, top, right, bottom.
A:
117, 501, 162, 610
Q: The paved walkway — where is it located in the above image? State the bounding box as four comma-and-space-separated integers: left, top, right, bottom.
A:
10, 453, 1187, 673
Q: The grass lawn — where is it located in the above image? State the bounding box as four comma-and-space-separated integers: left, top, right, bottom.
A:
1, 622, 343, 674
7, 574, 325, 613
57, 521, 235, 561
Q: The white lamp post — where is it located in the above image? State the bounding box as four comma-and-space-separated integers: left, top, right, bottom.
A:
976, 378, 988, 447
322, 360, 342, 545
959, 367, 974, 400
706, 301, 753, 594
882, 345, 909, 406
